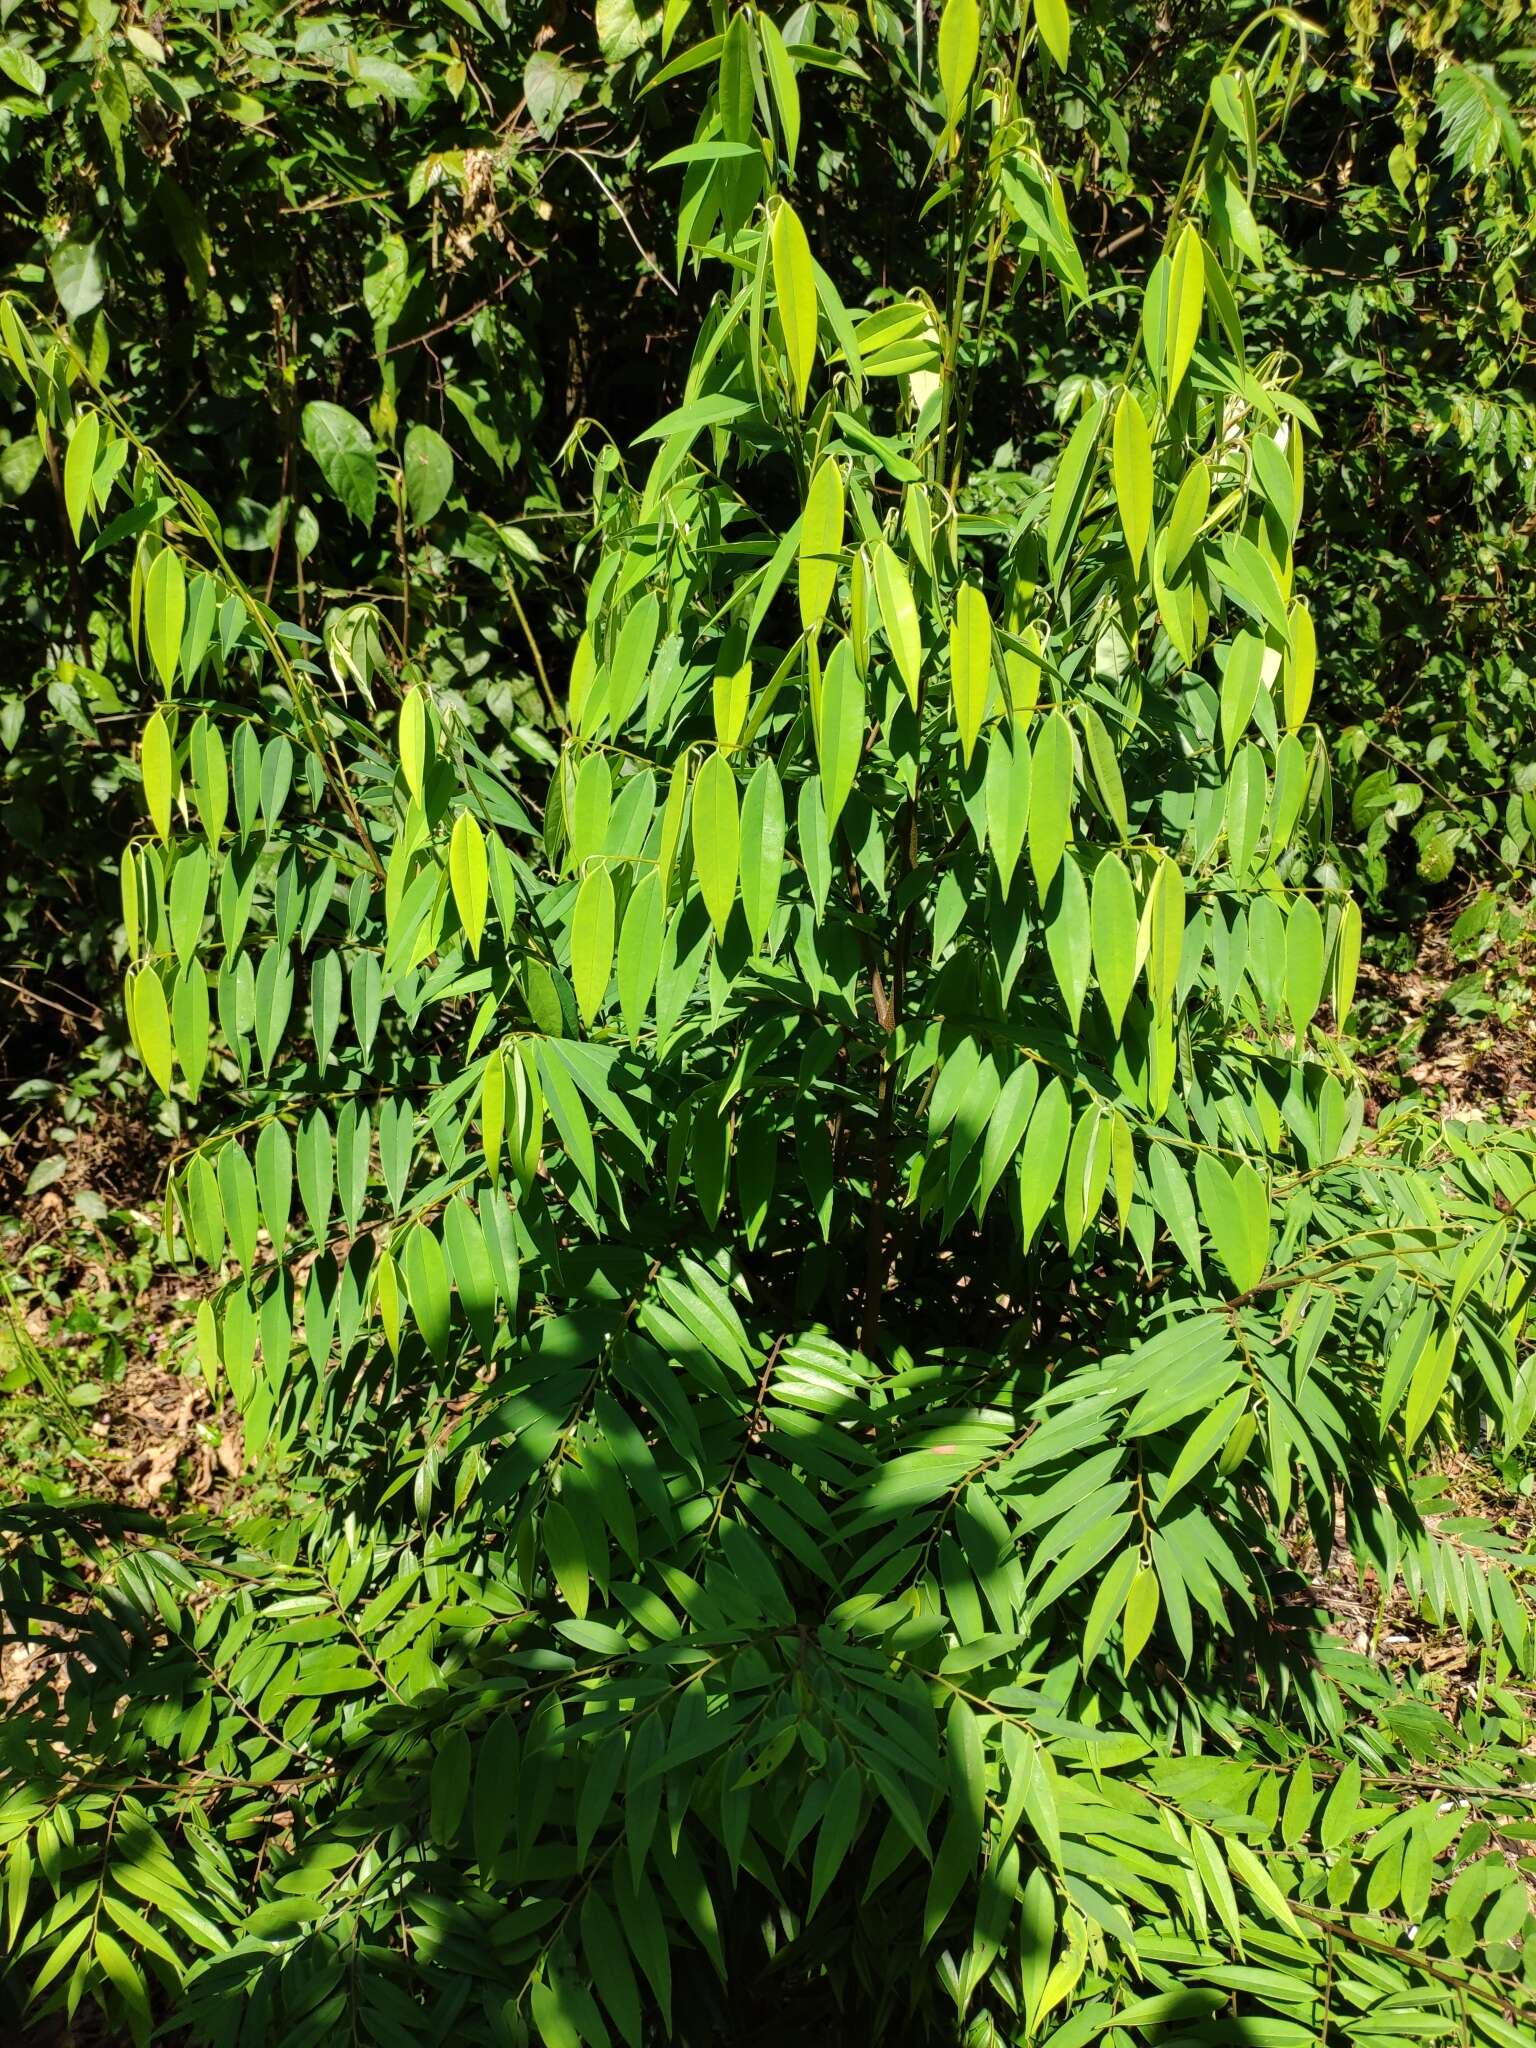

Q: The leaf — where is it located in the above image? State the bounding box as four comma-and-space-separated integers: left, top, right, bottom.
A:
543, 1499, 589, 1617
1164, 222, 1205, 401
399, 687, 427, 801
739, 760, 785, 949
949, 582, 991, 767
1194, 1153, 1270, 1297
618, 869, 664, 1038
1046, 398, 1103, 579
1018, 1075, 1072, 1246
1284, 894, 1324, 1042
449, 812, 489, 958
131, 968, 175, 1095
1159, 1388, 1248, 1511
938, 0, 979, 128
872, 540, 922, 708
1122, 1563, 1159, 1668
51, 239, 104, 322
301, 400, 378, 528
808, 1765, 863, 1917
404, 1222, 451, 1362
145, 547, 186, 691
1333, 897, 1361, 1029
771, 201, 817, 413
1033, 0, 1072, 69
817, 639, 865, 832
430, 1727, 471, 1847
691, 750, 740, 938
571, 866, 617, 1025
1028, 709, 1074, 895
64, 410, 100, 545
1111, 387, 1152, 574
985, 724, 1030, 894
799, 457, 844, 631
1090, 852, 1137, 1035
402, 423, 455, 525
141, 708, 174, 841
1044, 857, 1091, 1032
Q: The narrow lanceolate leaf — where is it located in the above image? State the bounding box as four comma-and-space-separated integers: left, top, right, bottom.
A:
948, 582, 991, 767
145, 546, 187, 690
1090, 852, 1138, 1034
1111, 388, 1153, 575
985, 725, 1030, 894
571, 866, 616, 1025
618, 869, 664, 1039
817, 639, 865, 832
132, 968, 175, 1094
1284, 893, 1325, 1041
691, 749, 740, 938
739, 759, 785, 949
449, 812, 489, 957
399, 686, 426, 802
771, 201, 817, 413
404, 1222, 451, 1362
1333, 896, 1362, 1029
141, 709, 174, 842
1033, 0, 1072, 69
872, 540, 922, 707
1194, 1152, 1270, 1296
937, 0, 979, 129
1164, 222, 1205, 401
481, 1049, 505, 1178
1146, 855, 1185, 1015
64, 409, 100, 544
1028, 709, 1074, 895
799, 457, 845, 631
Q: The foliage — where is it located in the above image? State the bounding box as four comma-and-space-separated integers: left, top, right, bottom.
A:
3, 4, 1536, 2046
3, 0, 1536, 1060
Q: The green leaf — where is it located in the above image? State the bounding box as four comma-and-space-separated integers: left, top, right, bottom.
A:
402, 422, 455, 526
449, 811, 489, 958
692, 750, 740, 938
949, 581, 991, 767
571, 866, 617, 1025
872, 539, 922, 708
1046, 398, 1103, 579
799, 456, 844, 631
64, 409, 100, 545
430, 1727, 471, 1846
141, 708, 174, 841
1111, 388, 1152, 575
1090, 852, 1137, 1035
739, 760, 785, 949
1033, 0, 1072, 70
404, 1222, 451, 1361
1163, 222, 1205, 401
817, 639, 865, 832
1284, 893, 1324, 1041
618, 869, 664, 1038
131, 968, 175, 1095
937, 0, 979, 128
1028, 709, 1074, 895
771, 200, 817, 412
985, 723, 1031, 894
808, 1765, 863, 1917
1018, 1075, 1072, 1247
1194, 1153, 1270, 1297
145, 547, 186, 691
301, 399, 378, 528
1158, 1388, 1248, 1511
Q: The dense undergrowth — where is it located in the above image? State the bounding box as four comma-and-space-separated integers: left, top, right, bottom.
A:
2, 4, 1536, 2046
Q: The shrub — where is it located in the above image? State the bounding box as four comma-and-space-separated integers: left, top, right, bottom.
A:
3, 6, 1536, 2045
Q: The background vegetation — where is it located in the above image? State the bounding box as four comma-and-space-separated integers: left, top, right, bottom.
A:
1, 3, 1534, 2045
